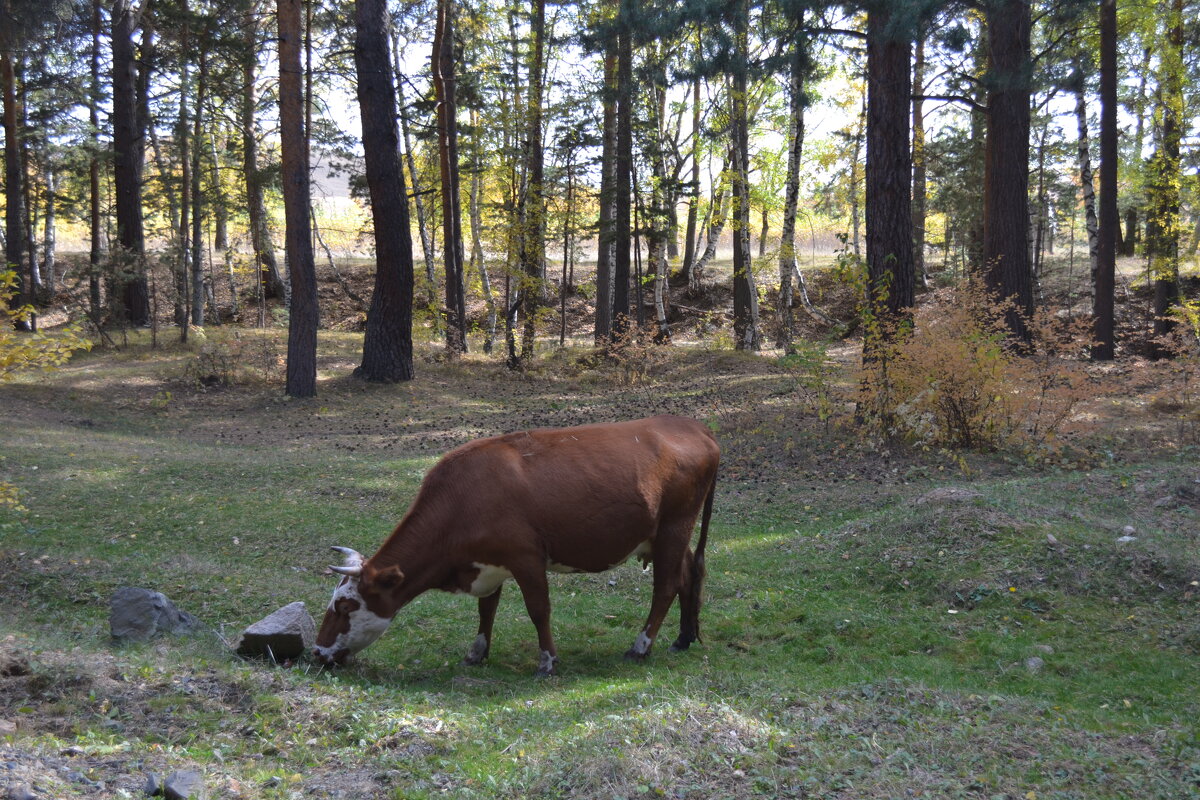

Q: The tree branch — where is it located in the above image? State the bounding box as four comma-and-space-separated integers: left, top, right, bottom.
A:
914, 94, 987, 113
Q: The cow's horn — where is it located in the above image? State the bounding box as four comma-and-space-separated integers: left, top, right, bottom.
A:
328, 546, 364, 578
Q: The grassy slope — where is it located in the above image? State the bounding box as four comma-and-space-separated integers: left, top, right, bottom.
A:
1, 333, 1198, 799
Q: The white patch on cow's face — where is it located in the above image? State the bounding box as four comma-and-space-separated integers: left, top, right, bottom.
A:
313, 578, 393, 664
468, 563, 512, 597
631, 631, 653, 656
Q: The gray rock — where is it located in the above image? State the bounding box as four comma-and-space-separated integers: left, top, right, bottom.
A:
110, 588, 199, 642
6, 783, 35, 800
1116, 535, 1137, 544
143, 773, 162, 796
1033, 644, 1054, 655
234, 602, 316, 661
163, 770, 204, 800
1046, 533, 1059, 546
1025, 656, 1045, 674
0, 651, 30, 677
1121, 525, 1137, 536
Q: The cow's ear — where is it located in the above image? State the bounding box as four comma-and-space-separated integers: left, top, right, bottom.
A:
371, 564, 405, 589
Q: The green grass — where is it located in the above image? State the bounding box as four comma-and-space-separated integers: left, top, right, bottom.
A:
2, 338, 1199, 799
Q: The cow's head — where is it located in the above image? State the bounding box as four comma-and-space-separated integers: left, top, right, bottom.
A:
312, 546, 405, 666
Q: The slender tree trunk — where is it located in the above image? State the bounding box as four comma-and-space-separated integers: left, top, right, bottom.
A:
680, 72, 701, 285
1148, 0, 1182, 348
176, 3, 192, 333
190, 46, 208, 326
433, 0, 467, 353
242, 7, 286, 302
730, 0, 759, 351
42, 168, 56, 293
911, 32, 928, 288
394, 72, 437, 303
692, 169, 729, 286
111, 0, 150, 326
594, 43, 617, 343
519, 0, 547, 360
210, 134, 228, 251
468, 108, 496, 353
1093, 0, 1117, 359
1073, 74, 1100, 284
777, 47, 805, 352
610, 0, 633, 341
983, 0, 1033, 343
278, 0, 318, 396
89, 0, 103, 321
19, 69, 40, 299
849, 90, 864, 258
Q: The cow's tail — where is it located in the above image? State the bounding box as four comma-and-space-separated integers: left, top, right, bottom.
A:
690, 472, 717, 644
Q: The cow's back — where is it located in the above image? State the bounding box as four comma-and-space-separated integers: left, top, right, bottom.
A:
417, 416, 717, 570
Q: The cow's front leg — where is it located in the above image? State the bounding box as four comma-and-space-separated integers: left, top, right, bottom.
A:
511, 567, 558, 677
464, 587, 502, 666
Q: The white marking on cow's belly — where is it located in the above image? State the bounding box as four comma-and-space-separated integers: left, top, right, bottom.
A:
468, 563, 512, 597
607, 540, 654, 570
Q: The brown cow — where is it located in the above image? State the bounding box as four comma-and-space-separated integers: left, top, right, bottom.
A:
312, 415, 719, 676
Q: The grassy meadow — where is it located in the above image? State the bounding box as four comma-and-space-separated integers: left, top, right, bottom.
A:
1, 328, 1198, 799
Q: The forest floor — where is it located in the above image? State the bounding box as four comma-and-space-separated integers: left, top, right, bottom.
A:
1, 254, 1198, 799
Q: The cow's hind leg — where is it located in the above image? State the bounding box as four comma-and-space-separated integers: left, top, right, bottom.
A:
511, 567, 558, 677
625, 527, 688, 663
670, 548, 702, 652
464, 586, 502, 665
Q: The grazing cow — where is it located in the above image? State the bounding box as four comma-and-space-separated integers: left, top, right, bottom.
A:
312, 415, 719, 676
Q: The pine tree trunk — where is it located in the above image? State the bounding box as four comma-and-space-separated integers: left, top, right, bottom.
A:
983, 0, 1033, 343
111, 0, 150, 326
278, 0, 318, 396
2, 52, 31, 331
865, 6, 914, 344
433, 0, 467, 353
849, 94, 863, 258
1092, 0, 1117, 360
88, 0, 103, 321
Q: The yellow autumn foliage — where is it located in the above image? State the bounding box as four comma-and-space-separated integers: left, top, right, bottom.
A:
0, 270, 92, 382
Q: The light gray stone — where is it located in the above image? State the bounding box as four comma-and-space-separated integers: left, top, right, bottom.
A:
1025, 656, 1045, 674
6, 783, 35, 800
110, 588, 199, 642
234, 602, 316, 661
163, 770, 204, 800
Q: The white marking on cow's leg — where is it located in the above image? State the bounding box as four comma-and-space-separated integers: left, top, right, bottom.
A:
464, 633, 489, 665
536, 650, 558, 677
632, 631, 652, 656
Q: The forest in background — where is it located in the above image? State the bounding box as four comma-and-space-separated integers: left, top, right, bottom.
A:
0, 0, 1198, 399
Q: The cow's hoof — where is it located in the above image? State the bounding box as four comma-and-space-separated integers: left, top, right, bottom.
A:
623, 649, 648, 663
668, 639, 692, 653
463, 634, 489, 666
534, 650, 558, 677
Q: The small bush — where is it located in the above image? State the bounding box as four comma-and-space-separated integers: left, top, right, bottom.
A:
858, 281, 1096, 454
185, 332, 284, 387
